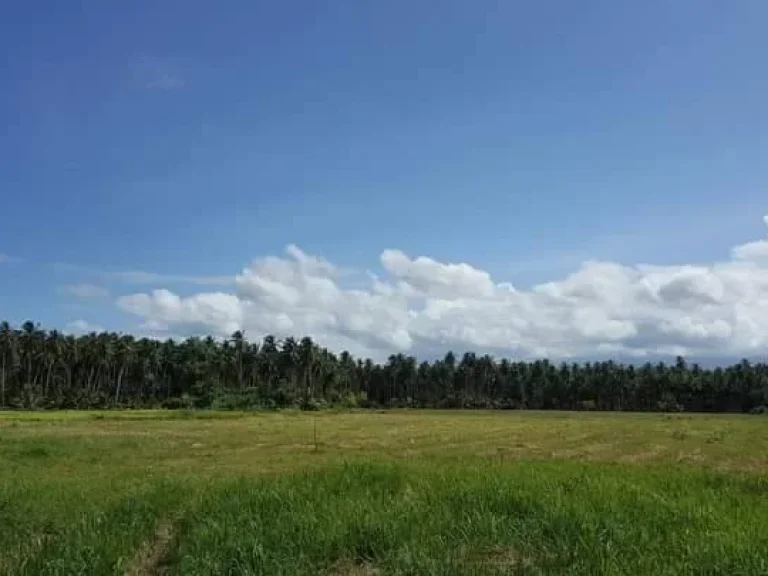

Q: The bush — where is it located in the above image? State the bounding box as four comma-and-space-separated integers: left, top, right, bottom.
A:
160, 395, 195, 410
657, 392, 684, 412
211, 389, 263, 410
749, 405, 768, 415
357, 396, 380, 409
300, 397, 328, 411
340, 392, 366, 409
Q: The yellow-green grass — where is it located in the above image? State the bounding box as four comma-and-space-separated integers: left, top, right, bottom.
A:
2, 411, 767, 574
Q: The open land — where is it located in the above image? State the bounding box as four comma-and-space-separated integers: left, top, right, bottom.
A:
1, 410, 767, 575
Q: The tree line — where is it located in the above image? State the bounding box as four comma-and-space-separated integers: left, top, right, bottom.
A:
1, 321, 767, 412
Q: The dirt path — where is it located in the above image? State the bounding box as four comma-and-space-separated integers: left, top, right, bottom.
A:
124, 518, 177, 576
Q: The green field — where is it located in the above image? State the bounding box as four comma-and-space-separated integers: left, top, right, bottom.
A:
1, 411, 767, 575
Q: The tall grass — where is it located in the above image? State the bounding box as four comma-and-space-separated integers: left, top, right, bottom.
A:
170, 461, 768, 575
2, 411, 768, 574
0, 475, 191, 575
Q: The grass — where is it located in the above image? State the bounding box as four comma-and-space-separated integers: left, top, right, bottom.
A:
1, 410, 767, 574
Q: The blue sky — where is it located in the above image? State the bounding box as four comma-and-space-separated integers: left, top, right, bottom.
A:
2, 1, 768, 361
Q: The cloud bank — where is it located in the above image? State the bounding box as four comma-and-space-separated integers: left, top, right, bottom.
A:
117, 216, 768, 361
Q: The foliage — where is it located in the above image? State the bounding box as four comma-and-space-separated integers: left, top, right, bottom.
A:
2, 321, 768, 412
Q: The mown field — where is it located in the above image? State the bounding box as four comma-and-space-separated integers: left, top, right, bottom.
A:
1, 410, 767, 575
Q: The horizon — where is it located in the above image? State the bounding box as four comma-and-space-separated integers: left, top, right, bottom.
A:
1, 318, 765, 370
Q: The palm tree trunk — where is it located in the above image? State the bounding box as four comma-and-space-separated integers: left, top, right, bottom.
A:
44, 362, 53, 399
114, 366, 124, 407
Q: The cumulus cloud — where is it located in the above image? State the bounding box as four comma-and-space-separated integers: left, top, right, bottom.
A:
731, 214, 768, 264
116, 214, 768, 361
731, 240, 768, 263
381, 250, 495, 298
118, 290, 244, 338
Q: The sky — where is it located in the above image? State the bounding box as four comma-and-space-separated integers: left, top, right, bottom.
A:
2, 1, 768, 362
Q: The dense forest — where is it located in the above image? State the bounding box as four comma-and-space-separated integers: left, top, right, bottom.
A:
1, 321, 767, 413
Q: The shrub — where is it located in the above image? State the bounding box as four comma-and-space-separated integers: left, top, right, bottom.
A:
300, 397, 328, 411
160, 395, 194, 410
211, 389, 263, 410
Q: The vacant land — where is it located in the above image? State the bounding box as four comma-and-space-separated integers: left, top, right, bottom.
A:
1, 411, 767, 575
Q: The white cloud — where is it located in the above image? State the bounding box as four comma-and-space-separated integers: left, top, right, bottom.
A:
117, 214, 768, 361
66, 319, 105, 334
381, 250, 495, 299
119, 290, 243, 338
730, 214, 768, 264
731, 240, 768, 263
62, 283, 110, 300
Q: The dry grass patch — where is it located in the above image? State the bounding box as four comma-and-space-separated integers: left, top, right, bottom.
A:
124, 518, 177, 576
325, 558, 381, 576
459, 545, 533, 571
